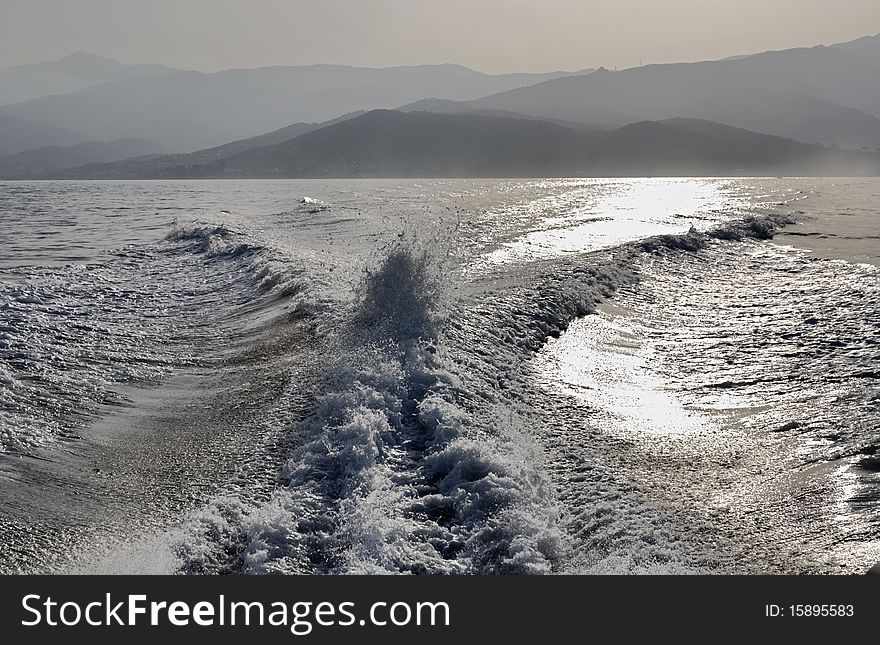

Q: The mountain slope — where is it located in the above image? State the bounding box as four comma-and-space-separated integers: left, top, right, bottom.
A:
593, 118, 815, 173
596, 117, 877, 174
50, 113, 365, 179
0, 138, 167, 179
0, 52, 178, 107
0, 114, 93, 158
0, 64, 590, 151
209, 110, 594, 178
56, 111, 878, 179
399, 99, 609, 132
422, 34, 880, 149
62, 110, 594, 179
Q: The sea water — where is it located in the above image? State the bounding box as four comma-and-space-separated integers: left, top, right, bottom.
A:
0, 177, 877, 574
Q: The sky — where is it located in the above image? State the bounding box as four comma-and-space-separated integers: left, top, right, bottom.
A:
1, 0, 879, 73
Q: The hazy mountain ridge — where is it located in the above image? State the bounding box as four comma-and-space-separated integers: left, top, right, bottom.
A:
40, 113, 366, 180
0, 63, 591, 151
0, 137, 167, 179
53, 110, 880, 179
407, 34, 880, 149
7, 34, 880, 173
0, 52, 179, 107
399, 99, 611, 132
0, 114, 94, 158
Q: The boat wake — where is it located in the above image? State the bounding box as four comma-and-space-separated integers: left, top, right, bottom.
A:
174, 212, 820, 575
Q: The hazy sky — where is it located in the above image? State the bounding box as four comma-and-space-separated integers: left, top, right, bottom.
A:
2, 0, 879, 73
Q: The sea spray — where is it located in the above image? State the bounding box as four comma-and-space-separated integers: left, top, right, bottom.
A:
177, 241, 562, 574
165, 220, 308, 301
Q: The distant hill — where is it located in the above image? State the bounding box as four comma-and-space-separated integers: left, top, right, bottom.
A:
51, 113, 366, 180
0, 52, 178, 107
53, 111, 880, 179
399, 99, 609, 132
7, 34, 880, 153
0, 114, 93, 158
0, 138, 167, 179
589, 118, 869, 174
58, 110, 591, 179
192, 110, 591, 178
61, 106, 604, 180
406, 34, 880, 149
0, 64, 590, 151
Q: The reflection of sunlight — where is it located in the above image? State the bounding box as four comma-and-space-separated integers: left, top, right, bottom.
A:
536, 310, 712, 436
486, 178, 739, 265
831, 462, 879, 551
786, 458, 880, 568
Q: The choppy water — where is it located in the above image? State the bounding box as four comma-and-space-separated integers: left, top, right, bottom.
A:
0, 177, 877, 574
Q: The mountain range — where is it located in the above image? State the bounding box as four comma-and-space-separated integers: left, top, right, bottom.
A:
50, 110, 880, 180
399, 34, 880, 149
0, 51, 179, 106
0, 114, 95, 158
0, 57, 590, 151
2, 34, 880, 179
0, 137, 167, 180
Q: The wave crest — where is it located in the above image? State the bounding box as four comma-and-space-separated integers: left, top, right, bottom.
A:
177, 244, 561, 574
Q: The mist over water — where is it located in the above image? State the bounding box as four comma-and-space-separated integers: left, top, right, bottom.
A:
0, 177, 877, 574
